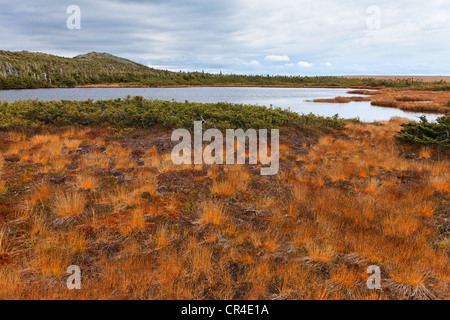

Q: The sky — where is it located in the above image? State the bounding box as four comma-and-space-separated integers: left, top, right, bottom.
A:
1, 0, 449, 75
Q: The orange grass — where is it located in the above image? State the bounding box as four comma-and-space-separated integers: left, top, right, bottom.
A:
0, 120, 448, 300
198, 199, 226, 225
52, 191, 86, 217
210, 165, 249, 196
76, 174, 99, 190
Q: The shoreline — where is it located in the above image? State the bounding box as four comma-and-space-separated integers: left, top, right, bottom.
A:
1, 79, 447, 91
73, 84, 383, 89
0, 84, 383, 91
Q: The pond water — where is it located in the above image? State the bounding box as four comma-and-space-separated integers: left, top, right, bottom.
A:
0, 87, 440, 122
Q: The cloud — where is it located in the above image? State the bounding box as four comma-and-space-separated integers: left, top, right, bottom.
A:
324, 62, 332, 67
264, 55, 290, 62
0, 0, 449, 75
297, 61, 313, 68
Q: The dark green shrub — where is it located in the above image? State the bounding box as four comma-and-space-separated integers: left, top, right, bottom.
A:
0, 96, 346, 135
395, 116, 450, 149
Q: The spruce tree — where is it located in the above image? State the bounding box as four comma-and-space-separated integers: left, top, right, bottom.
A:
395, 116, 450, 149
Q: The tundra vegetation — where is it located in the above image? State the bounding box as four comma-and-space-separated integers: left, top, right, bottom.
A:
0, 97, 448, 300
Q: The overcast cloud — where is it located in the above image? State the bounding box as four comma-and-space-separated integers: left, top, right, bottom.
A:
1, 0, 449, 75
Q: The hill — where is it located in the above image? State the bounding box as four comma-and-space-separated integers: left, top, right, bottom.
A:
73, 52, 146, 67
0, 50, 170, 89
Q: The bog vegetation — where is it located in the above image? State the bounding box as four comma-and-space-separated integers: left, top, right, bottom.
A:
0, 96, 346, 134
0, 98, 448, 300
316, 90, 450, 115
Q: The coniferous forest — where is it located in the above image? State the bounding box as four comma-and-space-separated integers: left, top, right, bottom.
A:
2, 50, 450, 90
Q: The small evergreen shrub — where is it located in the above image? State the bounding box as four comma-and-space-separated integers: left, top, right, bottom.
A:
395, 116, 450, 149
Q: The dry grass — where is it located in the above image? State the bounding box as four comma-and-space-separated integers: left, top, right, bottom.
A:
306, 243, 337, 263
80, 151, 110, 169
0, 180, 6, 194
52, 191, 86, 217
314, 96, 371, 103
370, 90, 450, 114
210, 165, 249, 196
330, 265, 360, 289
133, 174, 157, 197
64, 138, 82, 149
363, 178, 380, 194
430, 175, 450, 193
30, 181, 52, 205
76, 174, 99, 190
154, 224, 173, 249
319, 88, 450, 114
0, 121, 448, 300
114, 156, 136, 170
198, 199, 225, 225
33, 231, 85, 277
119, 207, 146, 236
0, 228, 9, 255
30, 134, 59, 145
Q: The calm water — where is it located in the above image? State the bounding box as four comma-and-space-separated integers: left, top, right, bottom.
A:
0, 87, 440, 122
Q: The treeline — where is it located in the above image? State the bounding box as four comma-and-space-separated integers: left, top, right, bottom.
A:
0, 96, 346, 135
1, 50, 450, 90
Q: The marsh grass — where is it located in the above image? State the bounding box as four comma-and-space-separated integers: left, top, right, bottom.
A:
52, 191, 86, 217
0, 117, 448, 300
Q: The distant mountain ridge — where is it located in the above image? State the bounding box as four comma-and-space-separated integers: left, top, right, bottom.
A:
73, 52, 145, 67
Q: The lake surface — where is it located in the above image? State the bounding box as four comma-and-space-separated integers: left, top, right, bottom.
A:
0, 87, 440, 122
